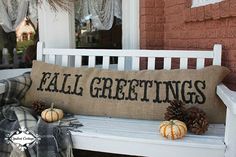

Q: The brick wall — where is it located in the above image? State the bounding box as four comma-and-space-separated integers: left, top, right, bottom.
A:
140, 0, 165, 69
140, 0, 236, 90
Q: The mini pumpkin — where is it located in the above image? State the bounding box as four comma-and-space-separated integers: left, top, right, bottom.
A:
41, 103, 64, 123
159, 120, 187, 140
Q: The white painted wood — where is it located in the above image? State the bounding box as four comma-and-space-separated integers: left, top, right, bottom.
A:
217, 84, 236, 157
217, 84, 236, 115
44, 55, 50, 64
132, 57, 140, 70
71, 115, 225, 157
75, 56, 82, 67
118, 57, 125, 70
40, 48, 215, 58
88, 56, 96, 68
0, 83, 5, 95
122, 0, 140, 49
192, 0, 223, 8
48, 54, 56, 64
102, 56, 110, 69
164, 58, 172, 70
224, 108, 236, 157
62, 55, 69, 67
37, 42, 44, 61
122, 0, 140, 69
180, 58, 188, 69
0, 69, 31, 80
213, 44, 222, 65
38, 0, 75, 48
197, 58, 205, 69
147, 57, 155, 70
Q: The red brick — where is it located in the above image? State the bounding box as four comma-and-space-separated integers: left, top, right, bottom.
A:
165, 31, 180, 39
165, 0, 178, 8
165, 5, 184, 15
205, 29, 218, 39
141, 24, 155, 31
217, 28, 228, 38
141, 0, 155, 8
155, 17, 165, 24
139, 0, 236, 90
155, 32, 164, 38
229, 0, 236, 16
190, 8, 197, 22
184, 8, 191, 22
140, 39, 147, 48
205, 20, 221, 29
155, 1, 164, 8
229, 18, 236, 27
226, 39, 236, 50
185, 0, 192, 8
196, 7, 205, 21
220, 1, 230, 18
155, 24, 164, 31
224, 75, 236, 91
188, 22, 205, 30
189, 30, 207, 39
204, 5, 213, 20
140, 16, 155, 23
165, 14, 182, 23
141, 8, 162, 16
211, 3, 220, 20
227, 27, 236, 38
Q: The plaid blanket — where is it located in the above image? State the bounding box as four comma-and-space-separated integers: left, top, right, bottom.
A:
0, 73, 74, 157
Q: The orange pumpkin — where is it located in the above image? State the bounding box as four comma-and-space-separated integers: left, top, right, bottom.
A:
159, 120, 187, 140
41, 103, 64, 123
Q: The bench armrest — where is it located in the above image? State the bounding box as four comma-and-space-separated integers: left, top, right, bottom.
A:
217, 83, 236, 115
0, 83, 5, 95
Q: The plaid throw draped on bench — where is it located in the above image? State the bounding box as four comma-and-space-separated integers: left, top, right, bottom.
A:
0, 73, 74, 157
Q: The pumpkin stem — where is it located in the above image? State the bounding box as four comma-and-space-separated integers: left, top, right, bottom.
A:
51, 103, 54, 109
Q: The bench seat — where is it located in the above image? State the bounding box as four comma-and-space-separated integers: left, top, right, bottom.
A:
1, 43, 236, 157
71, 115, 225, 157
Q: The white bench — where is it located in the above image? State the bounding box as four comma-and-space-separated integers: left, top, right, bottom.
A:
0, 42, 236, 157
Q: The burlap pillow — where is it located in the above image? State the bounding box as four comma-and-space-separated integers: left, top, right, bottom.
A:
23, 61, 230, 123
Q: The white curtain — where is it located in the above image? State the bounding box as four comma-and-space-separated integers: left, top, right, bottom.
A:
28, 0, 38, 28
0, 0, 38, 33
75, 0, 122, 30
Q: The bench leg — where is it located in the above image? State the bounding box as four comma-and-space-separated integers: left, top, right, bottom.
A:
225, 108, 236, 157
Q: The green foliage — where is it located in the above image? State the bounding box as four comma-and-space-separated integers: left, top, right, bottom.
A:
17, 40, 34, 54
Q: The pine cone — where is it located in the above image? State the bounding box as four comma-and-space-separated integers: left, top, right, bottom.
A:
32, 101, 47, 115
185, 107, 209, 135
164, 100, 186, 121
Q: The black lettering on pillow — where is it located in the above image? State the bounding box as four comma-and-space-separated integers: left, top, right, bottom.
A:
37, 72, 52, 91
194, 80, 206, 104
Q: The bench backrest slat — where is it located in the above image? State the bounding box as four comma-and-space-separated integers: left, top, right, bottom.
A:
88, 56, 96, 68
147, 57, 155, 70
164, 58, 171, 70
102, 56, 110, 69
180, 58, 188, 69
37, 42, 222, 70
132, 57, 140, 70
75, 55, 82, 67
118, 57, 125, 70
62, 55, 69, 67
196, 58, 205, 69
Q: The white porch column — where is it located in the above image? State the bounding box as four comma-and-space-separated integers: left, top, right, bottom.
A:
122, 0, 140, 49
38, 0, 75, 48
122, 0, 140, 69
